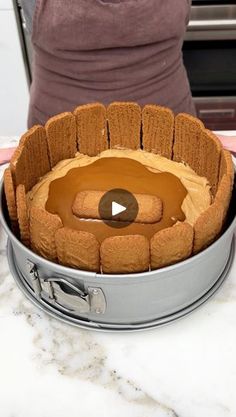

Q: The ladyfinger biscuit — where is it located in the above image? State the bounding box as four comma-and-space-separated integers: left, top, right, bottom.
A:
45, 112, 77, 167
30, 207, 63, 262
55, 228, 100, 272
173, 113, 204, 173
16, 184, 30, 247
3, 167, 18, 232
133, 193, 163, 223
72, 190, 101, 219
151, 222, 193, 269
101, 235, 150, 273
142, 105, 174, 159
10, 125, 50, 192
198, 129, 221, 196
107, 102, 141, 149
72, 190, 162, 223
219, 149, 234, 188
74, 103, 108, 156
193, 202, 223, 254
215, 174, 232, 220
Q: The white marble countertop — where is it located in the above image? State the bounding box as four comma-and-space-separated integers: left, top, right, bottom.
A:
1, 135, 236, 417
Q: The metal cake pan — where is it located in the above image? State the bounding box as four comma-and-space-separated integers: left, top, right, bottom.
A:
0, 179, 236, 331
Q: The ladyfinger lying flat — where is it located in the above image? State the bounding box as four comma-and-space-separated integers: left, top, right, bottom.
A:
72, 190, 163, 223
101, 235, 150, 273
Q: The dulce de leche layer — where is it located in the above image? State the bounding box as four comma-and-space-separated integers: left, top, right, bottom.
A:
27, 149, 212, 243
45, 157, 186, 242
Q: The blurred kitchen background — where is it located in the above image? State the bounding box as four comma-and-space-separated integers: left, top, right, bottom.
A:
0, 0, 236, 135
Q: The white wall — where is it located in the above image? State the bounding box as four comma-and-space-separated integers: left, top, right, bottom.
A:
0, 0, 29, 136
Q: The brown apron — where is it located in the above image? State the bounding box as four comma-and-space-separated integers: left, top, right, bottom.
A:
28, 0, 195, 127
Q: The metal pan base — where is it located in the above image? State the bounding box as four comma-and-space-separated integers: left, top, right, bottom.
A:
7, 237, 235, 332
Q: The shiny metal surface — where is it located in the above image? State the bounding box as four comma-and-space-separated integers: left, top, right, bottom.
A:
186, 5, 236, 40
193, 97, 236, 130
6, 238, 235, 331
27, 260, 106, 315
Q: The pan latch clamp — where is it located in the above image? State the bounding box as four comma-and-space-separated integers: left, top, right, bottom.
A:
26, 260, 106, 315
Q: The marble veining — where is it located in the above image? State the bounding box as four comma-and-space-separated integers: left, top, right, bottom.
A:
0, 137, 236, 417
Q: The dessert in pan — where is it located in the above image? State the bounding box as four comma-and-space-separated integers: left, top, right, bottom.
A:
3, 102, 234, 274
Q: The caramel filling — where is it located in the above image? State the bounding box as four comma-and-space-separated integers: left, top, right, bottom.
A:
45, 157, 187, 243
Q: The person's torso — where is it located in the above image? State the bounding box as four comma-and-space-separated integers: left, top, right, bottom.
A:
27, 0, 194, 126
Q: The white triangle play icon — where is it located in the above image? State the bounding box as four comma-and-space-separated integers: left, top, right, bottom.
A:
112, 201, 126, 217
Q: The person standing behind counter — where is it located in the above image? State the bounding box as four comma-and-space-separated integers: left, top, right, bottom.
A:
20, 0, 196, 128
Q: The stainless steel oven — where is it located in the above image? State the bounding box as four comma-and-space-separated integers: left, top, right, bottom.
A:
13, 0, 236, 130
183, 1, 236, 129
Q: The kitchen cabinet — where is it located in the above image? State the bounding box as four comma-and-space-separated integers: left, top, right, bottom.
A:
0, 3, 29, 136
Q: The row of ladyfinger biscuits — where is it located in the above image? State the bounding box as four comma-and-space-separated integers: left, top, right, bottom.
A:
6, 101, 230, 195
2, 191, 231, 274
4, 102, 234, 273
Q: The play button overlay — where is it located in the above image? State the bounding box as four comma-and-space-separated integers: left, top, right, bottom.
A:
98, 188, 138, 228
112, 201, 126, 216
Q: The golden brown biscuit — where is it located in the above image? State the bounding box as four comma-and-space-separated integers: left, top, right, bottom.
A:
30, 207, 63, 262
10, 142, 25, 187
107, 102, 141, 149
72, 190, 102, 219
16, 184, 30, 247
219, 149, 234, 188
193, 201, 223, 254
72, 190, 162, 223
55, 227, 100, 272
173, 113, 204, 173
198, 129, 221, 196
74, 103, 108, 156
150, 222, 193, 269
10, 125, 50, 192
101, 235, 150, 273
142, 104, 174, 159
215, 174, 232, 221
45, 112, 77, 167
3, 167, 18, 232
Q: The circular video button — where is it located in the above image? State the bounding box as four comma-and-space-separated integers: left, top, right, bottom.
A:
98, 188, 138, 228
